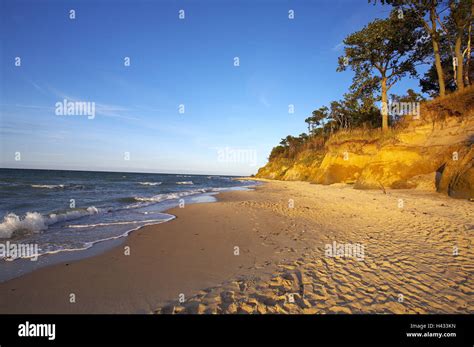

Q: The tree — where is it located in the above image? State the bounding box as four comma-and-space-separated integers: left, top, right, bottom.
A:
392, 88, 426, 102
446, 0, 472, 90
338, 10, 424, 131
463, 0, 473, 85
419, 0, 474, 93
269, 145, 286, 160
341, 91, 382, 128
420, 55, 458, 95
372, 0, 449, 96
305, 106, 329, 135
329, 100, 351, 129
389, 89, 426, 121
298, 133, 309, 142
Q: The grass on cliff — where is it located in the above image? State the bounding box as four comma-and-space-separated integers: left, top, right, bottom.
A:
266, 87, 473, 163
326, 87, 474, 147
325, 127, 400, 147
421, 85, 474, 122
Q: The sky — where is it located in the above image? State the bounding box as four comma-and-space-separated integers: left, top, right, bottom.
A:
0, 0, 425, 176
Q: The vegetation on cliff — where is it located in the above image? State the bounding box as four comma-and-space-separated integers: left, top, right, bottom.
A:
258, 87, 473, 198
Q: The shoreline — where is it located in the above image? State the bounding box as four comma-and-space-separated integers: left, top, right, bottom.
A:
0, 186, 254, 283
0, 180, 472, 314
0, 184, 283, 313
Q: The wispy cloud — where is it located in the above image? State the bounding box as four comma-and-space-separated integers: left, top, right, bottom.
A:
0, 103, 54, 110
95, 103, 139, 121
47, 86, 140, 121
26, 79, 50, 96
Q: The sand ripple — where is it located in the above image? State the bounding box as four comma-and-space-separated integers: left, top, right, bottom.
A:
156, 181, 474, 314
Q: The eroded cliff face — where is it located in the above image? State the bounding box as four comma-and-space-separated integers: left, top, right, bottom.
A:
312, 141, 378, 185
437, 146, 474, 199
256, 151, 326, 181
355, 117, 474, 194
256, 90, 474, 199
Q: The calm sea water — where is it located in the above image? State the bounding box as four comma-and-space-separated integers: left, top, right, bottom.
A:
0, 169, 256, 260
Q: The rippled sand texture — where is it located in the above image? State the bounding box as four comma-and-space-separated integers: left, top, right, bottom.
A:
157, 180, 473, 314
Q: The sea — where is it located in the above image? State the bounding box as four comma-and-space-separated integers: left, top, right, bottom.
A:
0, 168, 257, 281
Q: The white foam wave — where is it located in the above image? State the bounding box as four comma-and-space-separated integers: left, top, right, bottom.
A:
207, 176, 231, 180
24, 215, 176, 259
0, 206, 100, 239
31, 184, 65, 189
138, 182, 162, 186
0, 212, 47, 238
133, 190, 204, 203
67, 219, 167, 228
176, 181, 193, 185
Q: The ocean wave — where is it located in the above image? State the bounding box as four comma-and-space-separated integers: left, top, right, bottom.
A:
0, 206, 99, 239
207, 176, 231, 180
31, 184, 65, 189
176, 181, 193, 185
132, 189, 205, 203
67, 219, 168, 228
32, 214, 176, 258
118, 189, 207, 207
30, 184, 85, 190
1, 185, 249, 239
138, 182, 162, 186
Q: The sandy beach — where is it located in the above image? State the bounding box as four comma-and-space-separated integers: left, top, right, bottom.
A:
0, 180, 472, 314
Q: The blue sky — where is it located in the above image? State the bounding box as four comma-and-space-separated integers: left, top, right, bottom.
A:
0, 0, 424, 175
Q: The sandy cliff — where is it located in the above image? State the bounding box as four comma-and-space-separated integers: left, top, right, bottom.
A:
257, 88, 474, 199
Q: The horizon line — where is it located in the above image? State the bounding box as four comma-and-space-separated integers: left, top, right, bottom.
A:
0, 166, 251, 177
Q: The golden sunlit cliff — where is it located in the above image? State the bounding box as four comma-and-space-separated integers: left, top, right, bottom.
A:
256, 88, 474, 199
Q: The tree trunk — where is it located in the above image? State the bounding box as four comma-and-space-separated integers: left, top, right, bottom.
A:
381, 77, 389, 132
464, 29, 471, 86
455, 32, 465, 90
431, 8, 446, 96
464, 2, 473, 86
